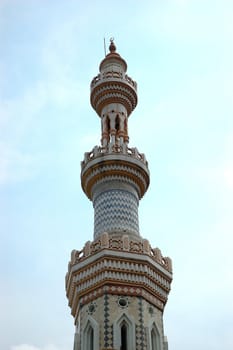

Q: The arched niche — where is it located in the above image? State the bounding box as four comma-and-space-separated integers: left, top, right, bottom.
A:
147, 320, 162, 350
82, 316, 99, 350
113, 312, 135, 350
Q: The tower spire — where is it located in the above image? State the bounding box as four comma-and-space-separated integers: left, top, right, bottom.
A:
66, 41, 172, 350
83, 39, 148, 239
91, 38, 137, 149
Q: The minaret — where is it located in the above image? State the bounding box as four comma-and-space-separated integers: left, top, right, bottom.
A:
66, 40, 172, 350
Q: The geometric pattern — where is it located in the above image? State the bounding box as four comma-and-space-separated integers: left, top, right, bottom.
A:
82, 158, 149, 201
78, 285, 166, 311
94, 189, 139, 238
103, 293, 113, 348
91, 79, 137, 116
76, 267, 168, 300
66, 41, 173, 350
136, 297, 147, 350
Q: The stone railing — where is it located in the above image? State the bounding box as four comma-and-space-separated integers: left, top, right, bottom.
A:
91, 71, 137, 90
81, 145, 148, 169
150, 247, 172, 273
67, 232, 172, 276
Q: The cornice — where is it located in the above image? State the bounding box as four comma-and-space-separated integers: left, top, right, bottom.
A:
91, 80, 137, 116
81, 156, 149, 200
65, 232, 172, 318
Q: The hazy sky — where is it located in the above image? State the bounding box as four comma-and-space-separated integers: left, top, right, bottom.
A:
1, 1, 233, 350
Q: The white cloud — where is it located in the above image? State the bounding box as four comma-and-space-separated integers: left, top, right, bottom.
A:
11, 345, 61, 350
11, 346, 39, 350
0, 81, 48, 147
0, 16, 89, 186
0, 143, 35, 185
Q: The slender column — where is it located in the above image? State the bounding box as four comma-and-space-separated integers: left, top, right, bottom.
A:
93, 181, 139, 238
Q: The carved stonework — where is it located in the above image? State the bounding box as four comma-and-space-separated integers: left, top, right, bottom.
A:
91, 239, 101, 253
130, 240, 143, 253
66, 237, 172, 318
164, 257, 172, 273
84, 241, 91, 257
71, 249, 77, 264
100, 232, 109, 248
66, 40, 172, 350
152, 247, 163, 263
68, 235, 172, 275
122, 235, 130, 251
143, 239, 150, 253
81, 145, 148, 168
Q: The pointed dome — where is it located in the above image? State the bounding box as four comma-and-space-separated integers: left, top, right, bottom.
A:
99, 38, 127, 73
90, 39, 137, 117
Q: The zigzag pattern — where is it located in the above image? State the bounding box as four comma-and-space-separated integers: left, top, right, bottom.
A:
136, 297, 147, 350
104, 293, 112, 348
94, 189, 139, 238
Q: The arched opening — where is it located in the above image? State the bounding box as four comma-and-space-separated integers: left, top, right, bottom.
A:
121, 323, 127, 350
82, 317, 99, 350
151, 328, 156, 350
113, 313, 135, 350
115, 114, 120, 131
105, 116, 110, 144
123, 117, 128, 142
149, 322, 161, 350
106, 116, 110, 133
124, 117, 127, 131
87, 326, 94, 350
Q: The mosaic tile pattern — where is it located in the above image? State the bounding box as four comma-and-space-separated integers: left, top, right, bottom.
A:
103, 293, 113, 348
136, 297, 146, 350
94, 189, 139, 238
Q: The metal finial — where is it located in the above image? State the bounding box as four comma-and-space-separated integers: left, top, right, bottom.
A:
109, 37, 116, 53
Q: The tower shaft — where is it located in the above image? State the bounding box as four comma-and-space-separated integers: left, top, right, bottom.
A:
66, 40, 172, 350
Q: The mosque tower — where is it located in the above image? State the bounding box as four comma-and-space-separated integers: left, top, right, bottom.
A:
66, 39, 172, 350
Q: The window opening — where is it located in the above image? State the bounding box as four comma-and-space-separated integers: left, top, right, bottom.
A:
121, 323, 127, 350
87, 325, 94, 350
106, 117, 110, 132
115, 115, 120, 131
151, 328, 156, 350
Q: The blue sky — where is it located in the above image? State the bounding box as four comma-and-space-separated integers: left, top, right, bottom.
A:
1, 1, 233, 350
